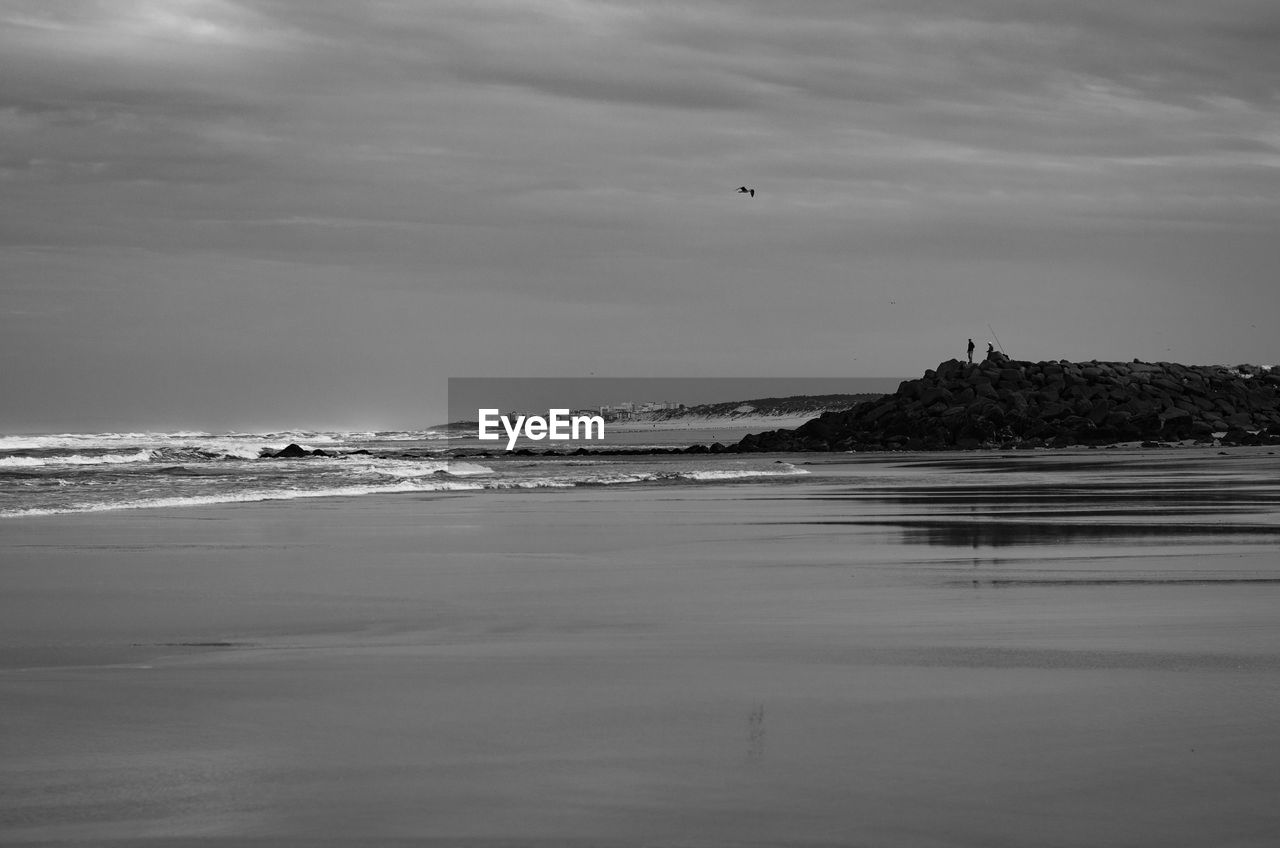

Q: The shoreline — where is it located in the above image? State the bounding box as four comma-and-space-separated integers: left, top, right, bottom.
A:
5, 443, 1277, 521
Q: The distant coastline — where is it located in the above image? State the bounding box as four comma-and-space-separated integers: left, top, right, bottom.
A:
435, 393, 884, 435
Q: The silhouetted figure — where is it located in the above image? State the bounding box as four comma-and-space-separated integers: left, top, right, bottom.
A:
967, 339, 975, 363
736, 186, 755, 198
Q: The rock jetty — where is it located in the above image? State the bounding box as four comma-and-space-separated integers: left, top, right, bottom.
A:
734, 355, 1280, 451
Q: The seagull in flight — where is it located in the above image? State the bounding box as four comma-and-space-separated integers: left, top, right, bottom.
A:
735, 186, 755, 198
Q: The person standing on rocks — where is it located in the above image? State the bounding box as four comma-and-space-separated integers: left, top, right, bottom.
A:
967, 339, 975, 363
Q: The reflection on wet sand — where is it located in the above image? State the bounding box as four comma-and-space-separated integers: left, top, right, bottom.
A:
2, 447, 1279, 846
784, 449, 1280, 551
902, 519, 1280, 547
974, 577, 1280, 586
764, 518, 1280, 547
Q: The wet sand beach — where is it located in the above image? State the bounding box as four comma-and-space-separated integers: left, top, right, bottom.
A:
3, 449, 1279, 846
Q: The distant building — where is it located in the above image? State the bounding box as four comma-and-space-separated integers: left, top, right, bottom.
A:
595, 400, 684, 419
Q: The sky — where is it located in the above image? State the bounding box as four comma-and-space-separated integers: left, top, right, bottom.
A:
2, 1, 1278, 431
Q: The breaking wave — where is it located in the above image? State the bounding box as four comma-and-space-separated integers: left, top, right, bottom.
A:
1, 461, 807, 517
0, 427, 812, 518
356, 459, 494, 478
681, 466, 809, 481
3, 478, 487, 518
0, 429, 446, 453
0, 450, 153, 468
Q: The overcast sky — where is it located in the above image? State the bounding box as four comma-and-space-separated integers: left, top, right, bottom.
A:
3, 1, 1278, 431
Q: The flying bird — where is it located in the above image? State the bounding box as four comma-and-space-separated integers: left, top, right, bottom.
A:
736, 186, 755, 198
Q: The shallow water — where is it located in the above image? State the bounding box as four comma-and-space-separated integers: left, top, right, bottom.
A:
2, 448, 1278, 845
0, 426, 811, 517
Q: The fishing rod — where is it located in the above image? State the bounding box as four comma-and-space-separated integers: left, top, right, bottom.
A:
987, 323, 1006, 355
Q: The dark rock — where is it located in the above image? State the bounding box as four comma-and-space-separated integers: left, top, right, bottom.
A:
1221, 428, 1259, 446
273, 443, 310, 458
918, 386, 953, 406
723, 358, 1280, 452
973, 381, 999, 400
1189, 421, 1216, 439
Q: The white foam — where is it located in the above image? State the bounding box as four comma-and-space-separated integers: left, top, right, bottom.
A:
498, 473, 658, 488
0, 450, 153, 468
0, 429, 455, 457
1, 478, 486, 518
679, 466, 809, 482
0, 432, 273, 458
444, 461, 495, 477
481, 467, 806, 488
510, 479, 575, 488
580, 472, 662, 485
348, 430, 449, 441
353, 459, 495, 479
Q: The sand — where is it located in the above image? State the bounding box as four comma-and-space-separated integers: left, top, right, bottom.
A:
3, 449, 1279, 846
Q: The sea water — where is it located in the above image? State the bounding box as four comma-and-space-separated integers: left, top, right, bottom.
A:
0, 428, 807, 517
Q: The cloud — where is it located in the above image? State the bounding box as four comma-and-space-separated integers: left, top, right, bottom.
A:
6, 2, 1277, 205
2, 1, 1279, 427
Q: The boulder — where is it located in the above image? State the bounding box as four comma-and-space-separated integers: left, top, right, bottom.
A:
724, 358, 1280, 452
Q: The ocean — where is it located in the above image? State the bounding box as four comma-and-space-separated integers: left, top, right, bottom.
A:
0, 427, 808, 517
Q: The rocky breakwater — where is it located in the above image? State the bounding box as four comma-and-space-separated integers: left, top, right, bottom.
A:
734, 356, 1280, 451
